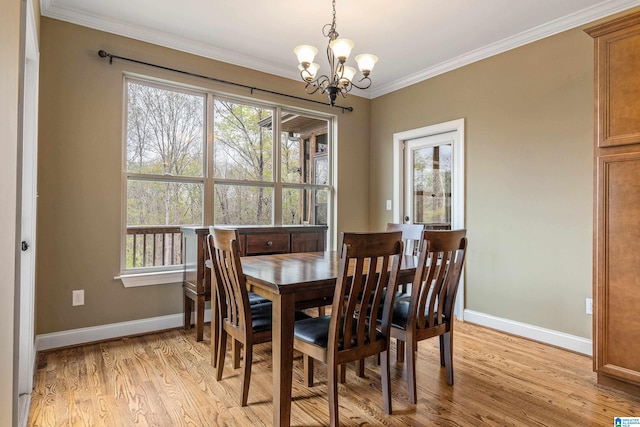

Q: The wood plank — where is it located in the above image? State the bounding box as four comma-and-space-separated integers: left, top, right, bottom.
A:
28, 321, 640, 426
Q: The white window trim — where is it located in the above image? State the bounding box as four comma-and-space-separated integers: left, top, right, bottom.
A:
116, 269, 184, 288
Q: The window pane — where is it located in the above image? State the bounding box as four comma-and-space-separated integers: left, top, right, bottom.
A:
283, 188, 329, 225
280, 112, 329, 184
314, 188, 329, 225
127, 179, 203, 226
126, 179, 202, 269
213, 100, 273, 181
282, 188, 302, 225
214, 184, 273, 225
127, 82, 205, 177
413, 144, 452, 225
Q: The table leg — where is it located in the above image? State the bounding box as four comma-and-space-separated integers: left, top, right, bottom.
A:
183, 293, 193, 330
272, 293, 295, 427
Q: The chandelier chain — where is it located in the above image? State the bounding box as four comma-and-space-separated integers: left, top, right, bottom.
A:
294, 0, 377, 106
324, 0, 339, 40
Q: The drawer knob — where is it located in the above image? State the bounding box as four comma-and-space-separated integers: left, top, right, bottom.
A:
266, 240, 273, 246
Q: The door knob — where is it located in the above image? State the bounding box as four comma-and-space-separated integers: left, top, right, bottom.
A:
21, 241, 29, 251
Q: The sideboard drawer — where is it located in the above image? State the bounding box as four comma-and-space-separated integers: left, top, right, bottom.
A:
245, 233, 290, 255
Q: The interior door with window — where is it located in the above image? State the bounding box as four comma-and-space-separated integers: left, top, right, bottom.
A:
394, 120, 465, 319
405, 132, 454, 230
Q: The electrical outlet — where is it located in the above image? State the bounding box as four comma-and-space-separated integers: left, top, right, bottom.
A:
72, 289, 84, 306
386, 200, 392, 210
586, 297, 592, 315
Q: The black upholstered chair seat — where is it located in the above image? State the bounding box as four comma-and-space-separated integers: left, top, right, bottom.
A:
384, 300, 447, 331
248, 291, 269, 306
231, 304, 309, 334
294, 315, 381, 349
248, 305, 274, 333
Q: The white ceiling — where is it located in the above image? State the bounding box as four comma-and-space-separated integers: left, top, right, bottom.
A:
41, 0, 640, 99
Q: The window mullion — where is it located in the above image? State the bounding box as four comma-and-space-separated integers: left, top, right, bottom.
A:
273, 106, 282, 226
204, 93, 215, 225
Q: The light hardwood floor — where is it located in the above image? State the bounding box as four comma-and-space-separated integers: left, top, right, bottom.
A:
28, 320, 638, 426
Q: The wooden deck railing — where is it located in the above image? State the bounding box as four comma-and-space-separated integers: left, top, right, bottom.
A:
126, 225, 183, 268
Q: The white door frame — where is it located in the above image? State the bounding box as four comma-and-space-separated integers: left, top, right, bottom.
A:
392, 119, 465, 319
19, 0, 39, 397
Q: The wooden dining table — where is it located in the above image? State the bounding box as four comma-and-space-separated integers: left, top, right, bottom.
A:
240, 250, 418, 427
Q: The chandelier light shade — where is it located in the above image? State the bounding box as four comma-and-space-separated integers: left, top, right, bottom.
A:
294, 0, 378, 106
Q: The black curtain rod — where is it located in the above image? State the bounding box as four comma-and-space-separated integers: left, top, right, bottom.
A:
97, 50, 354, 113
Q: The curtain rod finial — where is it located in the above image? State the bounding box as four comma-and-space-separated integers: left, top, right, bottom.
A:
98, 50, 114, 64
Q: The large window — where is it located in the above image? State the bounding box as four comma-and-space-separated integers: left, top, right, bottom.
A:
123, 78, 333, 274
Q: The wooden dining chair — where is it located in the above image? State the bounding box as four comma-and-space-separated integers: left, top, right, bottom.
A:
207, 227, 268, 370
388, 229, 467, 404
293, 231, 404, 426
386, 222, 424, 256
384, 223, 425, 361
207, 228, 309, 406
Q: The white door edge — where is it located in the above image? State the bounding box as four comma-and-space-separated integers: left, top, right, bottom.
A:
18, 0, 40, 397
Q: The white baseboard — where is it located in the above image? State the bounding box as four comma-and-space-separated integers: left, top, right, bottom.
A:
463, 309, 592, 356
36, 309, 212, 351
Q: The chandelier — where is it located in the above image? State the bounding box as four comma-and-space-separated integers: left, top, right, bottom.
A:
294, 0, 378, 106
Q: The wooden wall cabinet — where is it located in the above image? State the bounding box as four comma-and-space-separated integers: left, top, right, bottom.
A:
181, 225, 327, 341
586, 12, 640, 396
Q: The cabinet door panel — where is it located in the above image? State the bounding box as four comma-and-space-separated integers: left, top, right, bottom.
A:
291, 231, 325, 253
596, 152, 640, 383
597, 26, 640, 147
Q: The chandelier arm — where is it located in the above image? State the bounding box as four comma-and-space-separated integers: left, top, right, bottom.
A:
345, 76, 372, 91
300, 72, 330, 87
302, 74, 331, 95
304, 83, 321, 95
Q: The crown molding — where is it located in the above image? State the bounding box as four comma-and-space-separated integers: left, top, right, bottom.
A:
42, 0, 640, 100
40, 0, 299, 81
370, 0, 640, 98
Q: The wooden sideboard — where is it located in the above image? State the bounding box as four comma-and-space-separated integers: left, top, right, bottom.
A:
181, 225, 327, 341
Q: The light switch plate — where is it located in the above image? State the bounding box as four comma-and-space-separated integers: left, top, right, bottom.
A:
72, 289, 84, 306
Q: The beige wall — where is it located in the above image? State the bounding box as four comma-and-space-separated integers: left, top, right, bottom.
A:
370, 27, 594, 338
1, 0, 22, 423
38, 10, 638, 342
37, 18, 370, 334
